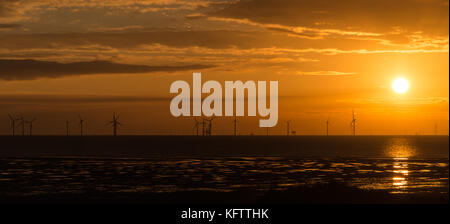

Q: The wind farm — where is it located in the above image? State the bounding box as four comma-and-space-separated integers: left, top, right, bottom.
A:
3, 109, 446, 136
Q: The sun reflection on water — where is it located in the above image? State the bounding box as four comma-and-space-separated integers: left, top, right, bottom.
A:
385, 138, 417, 159
385, 138, 416, 192
392, 161, 408, 189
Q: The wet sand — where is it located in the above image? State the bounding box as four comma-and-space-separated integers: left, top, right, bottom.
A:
0, 136, 448, 204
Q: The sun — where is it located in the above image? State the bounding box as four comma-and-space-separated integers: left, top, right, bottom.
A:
392, 78, 409, 94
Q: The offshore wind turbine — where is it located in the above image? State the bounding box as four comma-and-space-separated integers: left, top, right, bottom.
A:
233, 117, 238, 136
326, 116, 330, 136
350, 110, 356, 136
8, 114, 16, 136
78, 115, 85, 136
193, 118, 201, 136
108, 113, 122, 136
204, 116, 216, 136
210, 117, 216, 136
286, 121, 291, 136
17, 115, 25, 136
25, 117, 36, 136
201, 118, 206, 136
66, 120, 70, 136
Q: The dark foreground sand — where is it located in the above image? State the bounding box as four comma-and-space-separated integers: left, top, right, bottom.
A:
0, 136, 448, 204
1, 183, 448, 204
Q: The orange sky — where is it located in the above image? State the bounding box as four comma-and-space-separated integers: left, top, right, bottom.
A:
0, 0, 448, 135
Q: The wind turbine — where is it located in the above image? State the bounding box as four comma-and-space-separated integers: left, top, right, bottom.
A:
350, 110, 356, 136
200, 118, 206, 136
326, 116, 330, 136
205, 116, 216, 136
193, 118, 201, 136
8, 114, 16, 136
78, 115, 85, 136
25, 117, 36, 136
232, 117, 238, 136
66, 120, 70, 136
286, 121, 291, 136
17, 115, 25, 136
108, 113, 122, 136
210, 117, 216, 136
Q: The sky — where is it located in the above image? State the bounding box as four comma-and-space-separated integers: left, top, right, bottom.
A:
0, 0, 448, 135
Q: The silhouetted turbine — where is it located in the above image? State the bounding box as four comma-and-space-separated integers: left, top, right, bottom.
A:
326, 116, 330, 136
25, 117, 36, 136
350, 110, 356, 136
233, 117, 238, 136
108, 113, 122, 136
8, 114, 16, 136
78, 115, 85, 136
286, 121, 291, 136
202, 116, 215, 136
66, 120, 70, 136
193, 118, 201, 136
17, 115, 25, 136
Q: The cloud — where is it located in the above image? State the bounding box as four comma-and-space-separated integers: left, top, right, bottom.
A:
294, 71, 357, 76
0, 23, 21, 29
0, 94, 168, 104
2, 30, 446, 54
0, 59, 215, 81
213, 0, 449, 35
185, 13, 207, 20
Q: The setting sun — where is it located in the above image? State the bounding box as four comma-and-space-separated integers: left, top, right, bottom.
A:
392, 78, 409, 94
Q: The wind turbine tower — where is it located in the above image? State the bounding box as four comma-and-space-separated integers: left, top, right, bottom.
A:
66, 120, 70, 136
326, 117, 330, 136
351, 110, 356, 136
8, 114, 16, 136
233, 117, 238, 136
201, 119, 206, 136
286, 121, 291, 136
26, 117, 36, 136
79, 115, 85, 136
201, 117, 215, 136
108, 113, 122, 136
18, 115, 25, 136
193, 118, 200, 136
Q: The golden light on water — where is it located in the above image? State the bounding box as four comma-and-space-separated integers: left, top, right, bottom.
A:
385, 138, 417, 159
385, 138, 415, 191
392, 77, 409, 94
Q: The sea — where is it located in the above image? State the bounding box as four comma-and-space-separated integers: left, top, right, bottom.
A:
0, 136, 447, 198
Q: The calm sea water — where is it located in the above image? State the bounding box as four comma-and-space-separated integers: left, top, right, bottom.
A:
0, 137, 448, 197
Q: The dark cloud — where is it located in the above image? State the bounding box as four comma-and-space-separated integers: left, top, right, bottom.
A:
0, 31, 269, 50
0, 94, 168, 104
0, 30, 417, 52
213, 0, 449, 35
0, 23, 21, 29
0, 59, 215, 81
